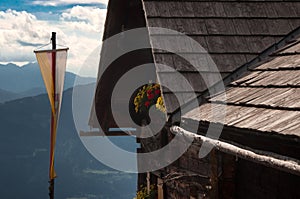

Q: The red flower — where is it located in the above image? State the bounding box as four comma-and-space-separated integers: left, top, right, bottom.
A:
154, 89, 161, 95
144, 101, 150, 107
147, 93, 154, 100
147, 89, 152, 95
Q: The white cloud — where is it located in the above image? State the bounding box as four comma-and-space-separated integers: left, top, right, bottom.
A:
0, 7, 107, 77
0, 61, 31, 66
32, 0, 108, 6
61, 6, 105, 32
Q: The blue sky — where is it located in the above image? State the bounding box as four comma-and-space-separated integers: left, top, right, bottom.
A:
0, 0, 106, 20
0, 0, 108, 77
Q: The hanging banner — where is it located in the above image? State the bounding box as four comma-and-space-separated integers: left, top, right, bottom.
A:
34, 48, 68, 179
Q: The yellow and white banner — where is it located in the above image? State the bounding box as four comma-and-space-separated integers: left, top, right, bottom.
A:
34, 48, 68, 179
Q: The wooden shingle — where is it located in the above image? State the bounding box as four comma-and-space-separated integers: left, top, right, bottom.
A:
183, 34, 300, 137
142, 0, 300, 116
147, 18, 208, 35
205, 19, 236, 35
232, 19, 251, 35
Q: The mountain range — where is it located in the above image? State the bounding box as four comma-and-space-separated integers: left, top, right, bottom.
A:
0, 62, 95, 102
0, 63, 138, 198
0, 85, 137, 199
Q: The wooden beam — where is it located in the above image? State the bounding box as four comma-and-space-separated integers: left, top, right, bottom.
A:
208, 149, 219, 199
79, 130, 131, 136
170, 126, 300, 176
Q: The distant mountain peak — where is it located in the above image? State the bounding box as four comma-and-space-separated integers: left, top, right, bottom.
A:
0, 62, 96, 102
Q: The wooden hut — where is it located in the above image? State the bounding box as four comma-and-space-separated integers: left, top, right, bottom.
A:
91, 0, 300, 198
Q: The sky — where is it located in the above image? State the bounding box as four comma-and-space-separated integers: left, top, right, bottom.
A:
0, 0, 108, 77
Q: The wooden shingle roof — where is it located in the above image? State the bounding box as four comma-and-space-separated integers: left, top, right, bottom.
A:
142, 0, 300, 115
182, 30, 300, 138
91, 0, 300, 133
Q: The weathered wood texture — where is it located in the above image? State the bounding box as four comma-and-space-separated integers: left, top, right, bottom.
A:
183, 37, 300, 137
140, 124, 300, 198
235, 159, 300, 199
142, 0, 300, 114
91, 0, 158, 131
171, 126, 300, 176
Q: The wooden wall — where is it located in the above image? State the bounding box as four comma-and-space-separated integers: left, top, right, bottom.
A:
138, 129, 300, 199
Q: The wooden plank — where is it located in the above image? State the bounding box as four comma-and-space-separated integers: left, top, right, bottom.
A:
150, 35, 205, 53
280, 42, 300, 54
154, 53, 214, 72
210, 54, 247, 72
226, 106, 265, 127
208, 149, 219, 199
79, 130, 130, 136
255, 54, 300, 70
205, 36, 250, 53
234, 70, 300, 87
154, 53, 242, 72
211, 87, 300, 109
181, 103, 212, 121
147, 18, 207, 34
246, 109, 285, 130
291, 2, 300, 16
192, 2, 215, 17
162, 92, 198, 113
288, 19, 300, 31
282, 122, 300, 136
158, 72, 226, 92
144, 1, 300, 18
245, 36, 277, 54
225, 106, 299, 136
232, 19, 251, 35
151, 34, 287, 56
211, 87, 266, 103
273, 2, 298, 17
247, 71, 300, 86
223, 2, 266, 18
266, 19, 294, 35
247, 19, 269, 35
158, 72, 205, 92
248, 88, 296, 107
147, 18, 293, 36
257, 111, 300, 133
144, 1, 195, 17
222, 2, 248, 18
263, 2, 278, 18
272, 113, 300, 133
205, 18, 236, 35
157, 178, 164, 199
183, 103, 300, 137
231, 71, 263, 85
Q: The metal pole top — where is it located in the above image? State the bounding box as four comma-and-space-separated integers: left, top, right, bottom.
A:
51, 32, 56, 50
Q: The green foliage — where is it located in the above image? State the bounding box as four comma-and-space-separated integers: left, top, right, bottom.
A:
134, 184, 157, 199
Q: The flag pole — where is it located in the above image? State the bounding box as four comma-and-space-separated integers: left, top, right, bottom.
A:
49, 31, 56, 199
34, 31, 68, 199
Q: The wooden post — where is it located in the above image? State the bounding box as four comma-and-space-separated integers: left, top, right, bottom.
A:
157, 178, 164, 199
48, 179, 54, 199
49, 32, 56, 199
208, 149, 219, 199
147, 172, 151, 194
220, 154, 236, 199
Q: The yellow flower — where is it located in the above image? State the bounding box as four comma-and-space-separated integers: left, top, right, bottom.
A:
133, 83, 165, 113
156, 96, 166, 113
